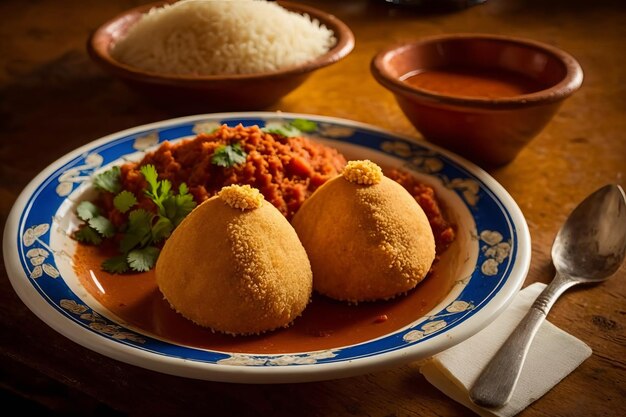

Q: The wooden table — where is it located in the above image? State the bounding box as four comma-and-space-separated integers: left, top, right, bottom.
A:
1, 0, 624, 415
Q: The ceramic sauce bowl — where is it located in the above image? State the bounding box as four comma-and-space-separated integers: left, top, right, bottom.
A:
371, 34, 583, 167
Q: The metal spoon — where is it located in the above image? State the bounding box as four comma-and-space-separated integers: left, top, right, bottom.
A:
469, 184, 626, 409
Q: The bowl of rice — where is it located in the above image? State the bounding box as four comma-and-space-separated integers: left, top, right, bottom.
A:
88, 0, 354, 111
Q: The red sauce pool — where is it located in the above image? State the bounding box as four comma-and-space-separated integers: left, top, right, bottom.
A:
403, 68, 545, 98
74, 243, 457, 354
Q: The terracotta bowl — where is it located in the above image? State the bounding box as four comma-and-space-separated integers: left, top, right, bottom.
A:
371, 34, 583, 167
88, 1, 354, 112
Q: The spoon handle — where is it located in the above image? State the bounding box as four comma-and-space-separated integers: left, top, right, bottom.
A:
469, 272, 577, 408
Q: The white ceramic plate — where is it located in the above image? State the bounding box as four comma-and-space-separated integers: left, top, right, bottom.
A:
3, 112, 530, 383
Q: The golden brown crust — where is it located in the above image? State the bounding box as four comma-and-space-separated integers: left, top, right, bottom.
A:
156, 191, 312, 335
342, 160, 383, 185
218, 184, 264, 210
291, 171, 435, 302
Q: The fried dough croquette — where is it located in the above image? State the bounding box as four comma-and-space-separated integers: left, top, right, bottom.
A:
156, 185, 312, 335
291, 160, 435, 302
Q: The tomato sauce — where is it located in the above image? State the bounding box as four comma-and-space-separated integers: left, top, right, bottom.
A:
73, 125, 458, 353
74, 243, 457, 354
403, 67, 545, 98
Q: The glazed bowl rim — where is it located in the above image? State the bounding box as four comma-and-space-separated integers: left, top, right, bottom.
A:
371, 33, 584, 110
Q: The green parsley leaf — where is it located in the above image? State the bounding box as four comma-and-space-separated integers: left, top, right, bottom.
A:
127, 246, 160, 272
162, 198, 178, 226
102, 255, 130, 274
88, 215, 115, 238
211, 142, 247, 168
76, 201, 100, 221
119, 236, 141, 256
113, 190, 137, 213
263, 122, 301, 138
162, 188, 197, 226
74, 226, 103, 245
139, 164, 159, 191
128, 209, 154, 231
119, 209, 153, 253
290, 118, 317, 133
160, 179, 172, 197
140, 164, 173, 215
93, 166, 121, 194
263, 119, 318, 137
75, 165, 202, 273
173, 192, 197, 225
151, 216, 173, 243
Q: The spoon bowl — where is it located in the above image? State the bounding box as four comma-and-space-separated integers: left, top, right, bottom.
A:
552, 184, 626, 281
470, 184, 626, 408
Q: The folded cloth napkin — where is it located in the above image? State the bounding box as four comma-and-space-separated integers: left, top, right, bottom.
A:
420, 283, 592, 417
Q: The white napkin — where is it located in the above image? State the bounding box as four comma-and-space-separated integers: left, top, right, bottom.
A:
420, 283, 592, 417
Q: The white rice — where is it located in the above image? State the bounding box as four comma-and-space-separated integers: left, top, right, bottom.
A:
111, 0, 337, 76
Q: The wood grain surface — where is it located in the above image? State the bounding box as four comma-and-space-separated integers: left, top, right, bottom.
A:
1, 0, 625, 416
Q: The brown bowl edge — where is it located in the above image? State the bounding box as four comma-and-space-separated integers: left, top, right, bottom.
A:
87, 0, 356, 86
371, 33, 584, 110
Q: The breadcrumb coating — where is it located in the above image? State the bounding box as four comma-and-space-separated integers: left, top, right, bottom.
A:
292, 170, 435, 302
156, 188, 312, 335
219, 184, 264, 210
342, 160, 383, 185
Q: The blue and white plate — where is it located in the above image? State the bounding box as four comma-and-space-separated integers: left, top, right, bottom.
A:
3, 112, 530, 383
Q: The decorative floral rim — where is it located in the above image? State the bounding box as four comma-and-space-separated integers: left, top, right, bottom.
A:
3, 112, 530, 383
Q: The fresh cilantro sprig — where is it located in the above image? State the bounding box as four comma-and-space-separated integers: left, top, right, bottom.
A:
74, 201, 114, 244
262, 118, 318, 137
101, 256, 130, 274
93, 166, 122, 193
290, 118, 318, 133
211, 142, 247, 168
74, 164, 197, 274
127, 246, 160, 272
164, 182, 196, 227
119, 209, 154, 254
113, 190, 137, 213
74, 224, 103, 245
140, 165, 171, 215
